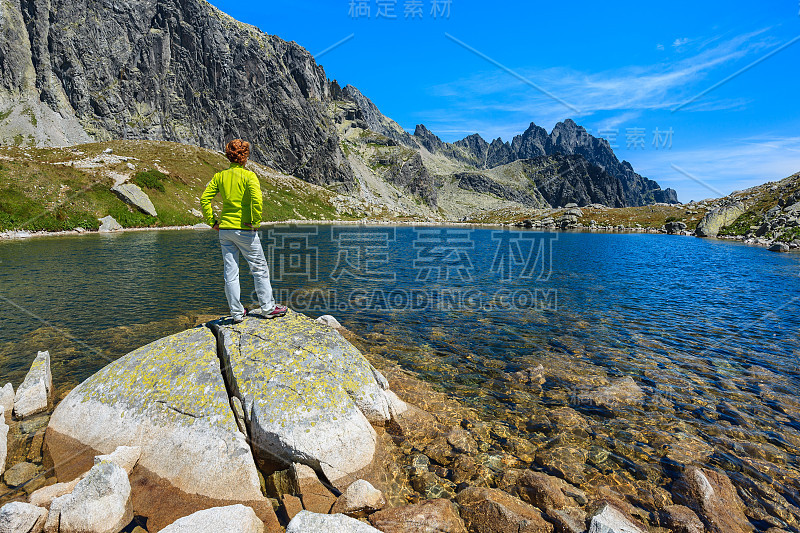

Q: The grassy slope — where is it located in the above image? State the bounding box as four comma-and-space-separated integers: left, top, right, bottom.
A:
0, 140, 346, 231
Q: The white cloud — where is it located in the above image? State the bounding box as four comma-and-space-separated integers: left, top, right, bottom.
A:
656, 43, 665, 51
672, 37, 691, 49
420, 27, 775, 138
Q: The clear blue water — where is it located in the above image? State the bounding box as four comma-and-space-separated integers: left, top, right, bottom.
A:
1, 226, 799, 522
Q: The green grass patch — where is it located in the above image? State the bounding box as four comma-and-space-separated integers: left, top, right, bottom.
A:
0, 109, 11, 122
0, 188, 99, 231
719, 211, 762, 236
132, 169, 168, 192
776, 226, 800, 243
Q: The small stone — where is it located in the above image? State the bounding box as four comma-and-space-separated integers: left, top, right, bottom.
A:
0, 501, 48, 533
315, 315, 343, 329
287, 510, 380, 532
516, 470, 568, 510
3, 462, 40, 488
159, 504, 264, 533
331, 479, 385, 517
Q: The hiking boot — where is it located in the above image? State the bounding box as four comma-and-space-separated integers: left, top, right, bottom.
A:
232, 315, 245, 324
249, 305, 288, 319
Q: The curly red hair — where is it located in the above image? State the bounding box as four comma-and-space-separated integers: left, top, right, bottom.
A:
225, 139, 250, 166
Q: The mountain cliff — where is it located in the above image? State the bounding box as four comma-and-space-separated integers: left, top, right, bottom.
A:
420, 119, 679, 206
0, 0, 353, 189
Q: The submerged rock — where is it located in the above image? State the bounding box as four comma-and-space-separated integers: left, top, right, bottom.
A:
213, 311, 397, 489
13, 351, 53, 419
578, 376, 644, 413
661, 504, 704, 533
111, 183, 157, 217
3, 461, 40, 488
588, 503, 646, 533
45, 326, 273, 531
49, 460, 133, 533
456, 486, 553, 533
0, 501, 48, 532
286, 510, 381, 532
159, 505, 264, 533
672, 466, 754, 533
369, 498, 467, 533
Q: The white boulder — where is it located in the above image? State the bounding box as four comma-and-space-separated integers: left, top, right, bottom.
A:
588, 504, 646, 533
0, 501, 47, 533
0, 383, 14, 420
97, 215, 122, 233
49, 461, 132, 533
0, 408, 7, 477
159, 505, 264, 533
331, 479, 386, 517
111, 183, 157, 217
286, 510, 382, 533
13, 351, 52, 419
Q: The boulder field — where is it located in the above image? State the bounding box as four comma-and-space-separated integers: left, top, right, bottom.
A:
0, 310, 767, 532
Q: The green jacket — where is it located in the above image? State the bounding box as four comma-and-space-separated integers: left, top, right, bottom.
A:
200, 164, 263, 229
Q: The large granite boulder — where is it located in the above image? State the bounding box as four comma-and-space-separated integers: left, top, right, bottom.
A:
212, 311, 398, 489
111, 183, 158, 217
159, 505, 264, 533
13, 351, 53, 419
44, 327, 274, 531
49, 460, 133, 533
695, 203, 746, 237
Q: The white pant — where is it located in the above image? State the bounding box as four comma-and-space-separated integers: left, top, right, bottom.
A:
219, 230, 275, 319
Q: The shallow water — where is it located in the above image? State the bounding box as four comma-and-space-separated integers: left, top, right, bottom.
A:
1, 226, 799, 528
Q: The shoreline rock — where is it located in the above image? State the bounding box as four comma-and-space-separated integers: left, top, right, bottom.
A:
13, 351, 53, 419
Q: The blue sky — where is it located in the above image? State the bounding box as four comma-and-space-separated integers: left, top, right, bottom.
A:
209, 0, 800, 202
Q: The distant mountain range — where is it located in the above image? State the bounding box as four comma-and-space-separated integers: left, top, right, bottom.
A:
0, 0, 678, 218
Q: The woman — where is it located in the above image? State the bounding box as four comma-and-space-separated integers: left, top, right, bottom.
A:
200, 139, 287, 323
